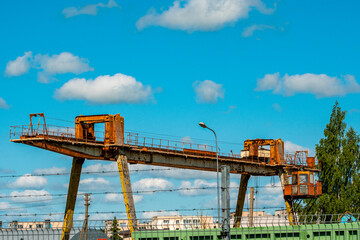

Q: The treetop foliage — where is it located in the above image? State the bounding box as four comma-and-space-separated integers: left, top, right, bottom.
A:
310, 101, 360, 214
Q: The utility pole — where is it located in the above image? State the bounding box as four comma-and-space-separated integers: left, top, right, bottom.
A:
249, 187, 254, 227
79, 194, 90, 240
221, 165, 230, 240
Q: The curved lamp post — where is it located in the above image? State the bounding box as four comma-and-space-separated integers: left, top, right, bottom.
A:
199, 122, 220, 226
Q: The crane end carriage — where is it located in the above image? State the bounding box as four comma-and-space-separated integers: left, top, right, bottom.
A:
283, 151, 322, 199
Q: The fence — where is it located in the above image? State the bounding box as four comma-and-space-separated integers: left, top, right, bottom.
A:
1, 214, 359, 239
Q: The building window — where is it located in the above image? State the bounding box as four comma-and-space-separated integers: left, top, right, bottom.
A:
176, 220, 180, 224
36, 224, 43, 229
163, 220, 169, 224
17, 225, 23, 229
183, 219, 191, 228
29, 225, 32, 229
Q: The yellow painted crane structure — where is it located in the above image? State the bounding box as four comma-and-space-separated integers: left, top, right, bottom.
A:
10, 113, 321, 239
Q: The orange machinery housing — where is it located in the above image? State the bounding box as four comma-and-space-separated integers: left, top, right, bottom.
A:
75, 114, 124, 145
243, 139, 284, 165
283, 151, 321, 199
284, 171, 322, 198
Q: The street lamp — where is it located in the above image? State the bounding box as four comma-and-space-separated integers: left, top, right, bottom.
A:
198, 122, 220, 226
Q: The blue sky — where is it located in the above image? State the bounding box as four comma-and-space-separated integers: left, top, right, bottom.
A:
1, 0, 360, 222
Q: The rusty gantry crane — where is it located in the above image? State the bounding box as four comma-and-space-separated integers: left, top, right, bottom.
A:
10, 113, 321, 239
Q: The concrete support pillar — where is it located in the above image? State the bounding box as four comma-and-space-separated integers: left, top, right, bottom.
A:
249, 187, 254, 227
221, 165, 230, 240
61, 157, 85, 240
233, 174, 250, 228
117, 155, 137, 237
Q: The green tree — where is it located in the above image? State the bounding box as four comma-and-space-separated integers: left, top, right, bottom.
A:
340, 127, 360, 213
110, 217, 121, 240
303, 101, 360, 215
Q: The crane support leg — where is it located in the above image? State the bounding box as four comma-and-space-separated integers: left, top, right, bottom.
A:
233, 174, 250, 228
117, 155, 137, 237
61, 157, 85, 240
279, 172, 295, 225
285, 199, 294, 224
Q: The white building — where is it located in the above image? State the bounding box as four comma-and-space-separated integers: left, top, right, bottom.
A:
8, 220, 63, 230
149, 215, 215, 230
230, 210, 290, 227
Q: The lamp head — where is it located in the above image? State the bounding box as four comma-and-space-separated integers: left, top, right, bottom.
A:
199, 122, 207, 128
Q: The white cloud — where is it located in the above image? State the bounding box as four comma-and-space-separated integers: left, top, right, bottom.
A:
0, 97, 9, 109
78, 177, 111, 191
193, 80, 225, 103
35, 52, 93, 75
179, 179, 217, 196
181, 136, 192, 143
136, 0, 274, 32
284, 141, 311, 154
225, 105, 237, 114
5, 52, 93, 83
143, 166, 218, 180
63, 0, 118, 18
257, 193, 284, 207
9, 174, 47, 189
82, 163, 231, 182
272, 103, 282, 112
104, 193, 143, 203
242, 24, 275, 37
142, 210, 180, 219
55, 73, 154, 104
0, 168, 15, 174
259, 181, 283, 196
82, 162, 118, 176
32, 166, 67, 175
349, 108, 360, 114
133, 178, 173, 194
5, 51, 32, 76
10, 190, 53, 202
84, 163, 219, 180
0, 202, 12, 210
256, 73, 360, 98
257, 182, 284, 207
180, 179, 238, 196
0, 202, 25, 216
35, 52, 94, 83
255, 72, 282, 92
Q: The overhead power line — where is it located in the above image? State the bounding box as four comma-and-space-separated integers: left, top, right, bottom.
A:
0, 207, 286, 217
0, 185, 283, 199
0, 168, 176, 178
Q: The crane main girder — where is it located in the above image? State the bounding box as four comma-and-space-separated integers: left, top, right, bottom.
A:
11, 136, 314, 176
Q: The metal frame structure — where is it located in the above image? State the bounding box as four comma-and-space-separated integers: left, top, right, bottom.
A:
9, 113, 322, 240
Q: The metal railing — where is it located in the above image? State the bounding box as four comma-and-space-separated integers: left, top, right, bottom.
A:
1, 214, 359, 239
9, 124, 318, 169
126, 132, 215, 156
10, 124, 105, 143
284, 153, 319, 169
